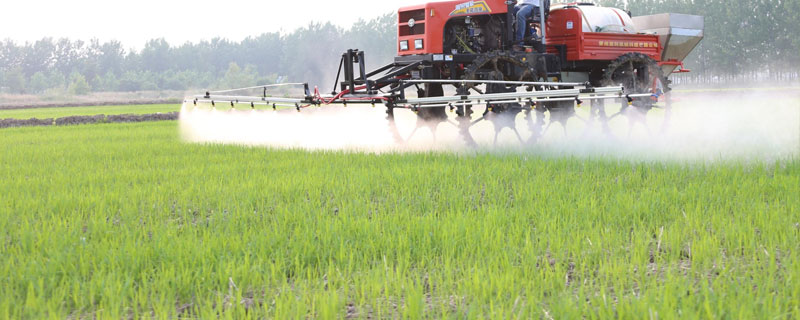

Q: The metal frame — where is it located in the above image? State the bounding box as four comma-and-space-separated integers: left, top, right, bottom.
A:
193, 46, 663, 112
193, 77, 653, 112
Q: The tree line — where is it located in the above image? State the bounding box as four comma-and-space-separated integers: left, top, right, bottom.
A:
0, 14, 396, 95
1, 0, 798, 95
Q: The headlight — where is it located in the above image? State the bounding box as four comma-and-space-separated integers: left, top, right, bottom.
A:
414, 39, 423, 50
400, 40, 409, 51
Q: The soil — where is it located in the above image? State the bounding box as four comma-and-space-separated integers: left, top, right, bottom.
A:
0, 112, 179, 129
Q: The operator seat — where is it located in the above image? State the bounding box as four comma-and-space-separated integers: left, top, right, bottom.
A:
528, 0, 550, 23
523, 0, 550, 43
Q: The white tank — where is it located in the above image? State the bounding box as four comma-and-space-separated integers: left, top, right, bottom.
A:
552, 4, 637, 34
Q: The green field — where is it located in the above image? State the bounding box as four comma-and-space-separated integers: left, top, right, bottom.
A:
0, 104, 180, 119
1, 121, 798, 318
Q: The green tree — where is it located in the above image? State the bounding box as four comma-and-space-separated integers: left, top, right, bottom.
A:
218, 62, 258, 89
280, 22, 347, 88
0, 40, 23, 74
140, 38, 172, 73
53, 38, 85, 77
4, 67, 26, 93
94, 72, 120, 92
68, 73, 91, 95
344, 13, 396, 71
97, 40, 125, 75
47, 71, 67, 90
22, 38, 55, 77
28, 72, 49, 93
118, 71, 143, 91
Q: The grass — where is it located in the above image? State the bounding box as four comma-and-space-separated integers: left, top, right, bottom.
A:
0, 121, 798, 318
0, 104, 180, 119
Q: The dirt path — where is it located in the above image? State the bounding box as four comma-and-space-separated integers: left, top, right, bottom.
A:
0, 112, 179, 129
0, 99, 182, 111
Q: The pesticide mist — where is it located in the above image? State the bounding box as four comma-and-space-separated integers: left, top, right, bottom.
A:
180, 88, 800, 162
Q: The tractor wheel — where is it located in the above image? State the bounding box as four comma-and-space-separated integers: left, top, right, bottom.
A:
459, 51, 546, 146
600, 52, 671, 137
386, 83, 448, 144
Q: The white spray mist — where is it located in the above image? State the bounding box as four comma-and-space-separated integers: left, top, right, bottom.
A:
179, 89, 800, 161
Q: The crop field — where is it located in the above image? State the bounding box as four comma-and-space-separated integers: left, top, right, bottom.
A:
0, 104, 180, 120
1, 99, 799, 318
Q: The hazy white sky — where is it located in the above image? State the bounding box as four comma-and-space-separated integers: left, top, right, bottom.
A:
0, 0, 425, 50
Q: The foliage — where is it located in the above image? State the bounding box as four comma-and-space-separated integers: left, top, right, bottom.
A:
218, 63, 258, 90
94, 72, 120, 92
28, 72, 49, 94
67, 73, 91, 95
3, 67, 26, 94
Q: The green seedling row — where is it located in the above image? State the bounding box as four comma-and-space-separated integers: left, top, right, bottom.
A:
0, 122, 797, 318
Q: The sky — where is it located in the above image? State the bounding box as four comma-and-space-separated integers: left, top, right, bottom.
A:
0, 0, 425, 50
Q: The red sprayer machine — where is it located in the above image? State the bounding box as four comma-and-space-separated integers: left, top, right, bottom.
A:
193, 1, 704, 145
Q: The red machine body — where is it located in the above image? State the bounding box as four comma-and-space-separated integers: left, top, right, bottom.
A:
397, 0, 662, 63
545, 6, 662, 62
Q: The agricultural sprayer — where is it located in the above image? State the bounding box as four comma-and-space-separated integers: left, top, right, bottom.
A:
191, 1, 704, 146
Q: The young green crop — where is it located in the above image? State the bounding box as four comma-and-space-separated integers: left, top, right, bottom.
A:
0, 104, 180, 120
0, 122, 797, 318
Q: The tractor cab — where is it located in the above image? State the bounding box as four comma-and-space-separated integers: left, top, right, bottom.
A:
397, 0, 558, 56
396, 0, 516, 56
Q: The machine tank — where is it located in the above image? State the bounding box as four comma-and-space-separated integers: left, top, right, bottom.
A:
632, 13, 705, 74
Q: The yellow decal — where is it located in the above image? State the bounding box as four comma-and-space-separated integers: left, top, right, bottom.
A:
450, 0, 492, 16
599, 41, 657, 48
